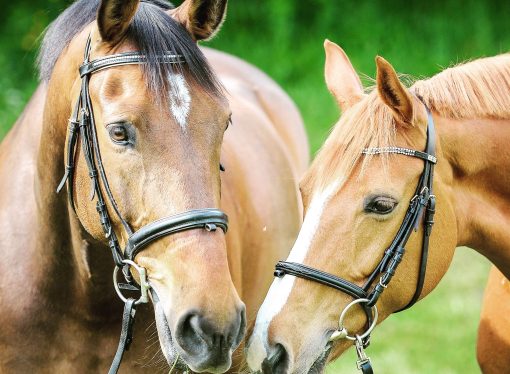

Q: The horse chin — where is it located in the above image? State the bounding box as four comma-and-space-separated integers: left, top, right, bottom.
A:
153, 294, 188, 371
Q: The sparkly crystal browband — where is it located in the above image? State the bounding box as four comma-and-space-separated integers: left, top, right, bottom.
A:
362, 147, 437, 163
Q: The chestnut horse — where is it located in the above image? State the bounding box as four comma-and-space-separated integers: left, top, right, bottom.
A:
247, 40, 510, 373
0, 0, 308, 372
477, 266, 510, 372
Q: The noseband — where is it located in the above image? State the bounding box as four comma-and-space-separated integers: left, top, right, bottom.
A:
274, 104, 436, 373
57, 36, 229, 374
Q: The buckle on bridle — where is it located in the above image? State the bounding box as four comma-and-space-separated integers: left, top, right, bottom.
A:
411, 186, 430, 205
378, 277, 388, 289
113, 260, 150, 305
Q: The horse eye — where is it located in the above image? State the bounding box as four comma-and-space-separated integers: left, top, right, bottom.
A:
108, 124, 129, 144
365, 196, 398, 215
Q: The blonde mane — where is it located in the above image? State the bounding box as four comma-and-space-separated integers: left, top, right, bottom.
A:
308, 53, 510, 190
414, 54, 510, 120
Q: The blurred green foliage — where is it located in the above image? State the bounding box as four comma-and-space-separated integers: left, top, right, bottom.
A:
2, 0, 510, 146
0, 0, 506, 372
0, 0, 65, 137
209, 0, 510, 150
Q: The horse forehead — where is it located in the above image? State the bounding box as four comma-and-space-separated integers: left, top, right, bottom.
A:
167, 73, 192, 130
95, 68, 146, 106
95, 70, 189, 124
93, 70, 228, 141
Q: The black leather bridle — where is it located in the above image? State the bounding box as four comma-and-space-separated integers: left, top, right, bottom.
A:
57, 36, 229, 374
274, 104, 437, 373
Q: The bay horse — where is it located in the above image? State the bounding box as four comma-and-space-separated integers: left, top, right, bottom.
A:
246, 39, 510, 374
0, 0, 308, 372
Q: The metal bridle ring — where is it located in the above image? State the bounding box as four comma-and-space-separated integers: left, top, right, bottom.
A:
330, 298, 378, 341
113, 259, 151, 305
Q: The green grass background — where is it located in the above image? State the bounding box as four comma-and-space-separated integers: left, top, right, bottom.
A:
1, 0, 508, 372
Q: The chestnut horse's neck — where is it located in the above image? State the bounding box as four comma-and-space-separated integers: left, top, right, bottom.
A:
438, 115, 510, 276
34, 33, 120, 320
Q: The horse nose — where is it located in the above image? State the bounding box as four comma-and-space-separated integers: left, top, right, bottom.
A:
262, 343, 290, 374
174, 305, 246, 372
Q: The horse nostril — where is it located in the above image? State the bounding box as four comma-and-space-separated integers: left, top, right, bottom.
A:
174, 308, 246, 371
232, 305, 247, 348
175, 312, 209, 356
262, 343, 289, 374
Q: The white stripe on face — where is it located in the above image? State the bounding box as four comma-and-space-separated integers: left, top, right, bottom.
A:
247, 182, 340, 371
168, 73, 191, 129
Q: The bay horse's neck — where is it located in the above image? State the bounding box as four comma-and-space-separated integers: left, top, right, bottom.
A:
35, 33, 119, 321
439, 115, 510, 275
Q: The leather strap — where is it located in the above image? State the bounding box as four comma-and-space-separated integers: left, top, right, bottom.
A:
79, 51, 184, 77
359, 360, 374, 374
398, 107, 436, 311
274, 261, 374, 345
108, 298, 137, 374
275, 261, 367, 300
125, 209, 228, 260
364, 104, 436, 309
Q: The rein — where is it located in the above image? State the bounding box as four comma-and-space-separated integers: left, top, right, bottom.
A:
57, 36, 229, 374
274, 104, 437, 373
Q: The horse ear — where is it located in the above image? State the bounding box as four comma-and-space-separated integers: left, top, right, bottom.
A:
97, 0, 140, 45
171, 0, 227, 41
376, 56, 414, 124
324, 40, 364, 112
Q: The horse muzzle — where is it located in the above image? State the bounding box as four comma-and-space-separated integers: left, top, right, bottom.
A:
152, 287, 246, 373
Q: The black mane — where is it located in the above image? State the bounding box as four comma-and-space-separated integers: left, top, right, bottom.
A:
37, 0, 222, 95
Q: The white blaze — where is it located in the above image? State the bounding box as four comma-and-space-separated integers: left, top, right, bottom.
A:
247, 182, 340, 371
168, 73, 191, 129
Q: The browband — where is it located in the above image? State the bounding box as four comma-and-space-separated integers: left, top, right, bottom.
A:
362, 146, 437, 164
79, 51, 185, 77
